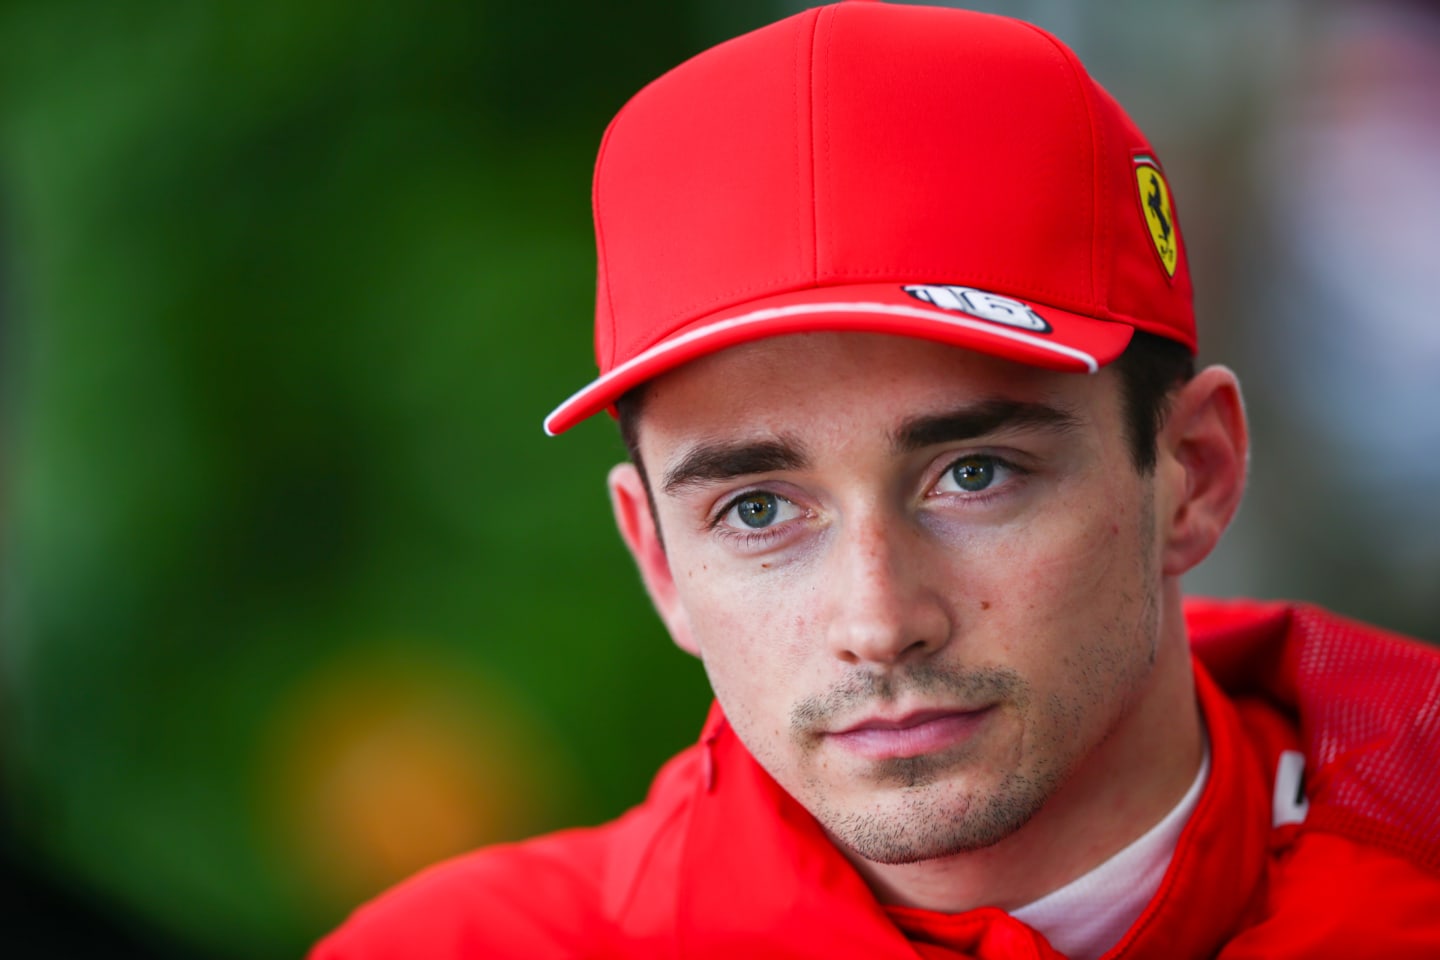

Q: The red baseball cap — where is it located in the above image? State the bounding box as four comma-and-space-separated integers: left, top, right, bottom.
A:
544, 0, 1194, 436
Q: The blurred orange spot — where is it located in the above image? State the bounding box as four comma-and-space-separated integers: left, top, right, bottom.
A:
258, 653, 568, 910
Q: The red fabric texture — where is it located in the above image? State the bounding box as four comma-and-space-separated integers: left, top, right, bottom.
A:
1188, 599, 1440, 874
313, 601, 1440, 958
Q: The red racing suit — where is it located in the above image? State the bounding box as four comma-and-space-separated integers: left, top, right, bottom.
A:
313, 600, 1440, 958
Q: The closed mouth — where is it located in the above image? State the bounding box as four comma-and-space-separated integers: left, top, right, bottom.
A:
827, 706, 993, 760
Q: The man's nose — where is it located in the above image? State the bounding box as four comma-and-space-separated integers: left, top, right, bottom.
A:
823, 512, 953, 667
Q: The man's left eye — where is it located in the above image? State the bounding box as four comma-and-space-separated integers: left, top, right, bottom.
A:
934, 455, 1007, 494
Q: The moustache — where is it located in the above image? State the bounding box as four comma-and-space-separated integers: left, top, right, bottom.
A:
789, 663, 1024, 738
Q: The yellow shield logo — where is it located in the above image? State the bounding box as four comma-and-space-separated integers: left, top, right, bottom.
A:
1134, 157, 1178, 278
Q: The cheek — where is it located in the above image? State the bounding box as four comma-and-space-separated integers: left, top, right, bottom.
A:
674, 561, 815, 727
954, 481, 1156, 660
1014, 486, 1161, 703
1021, 480, 1151, 595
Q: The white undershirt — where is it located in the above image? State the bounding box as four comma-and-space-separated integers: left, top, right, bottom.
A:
1009, 741, 1212, 960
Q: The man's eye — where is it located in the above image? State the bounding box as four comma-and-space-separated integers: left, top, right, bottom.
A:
722, 491, 799, 530
934, 455, 1006, 494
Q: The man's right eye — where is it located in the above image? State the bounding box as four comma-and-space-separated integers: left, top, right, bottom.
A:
721, 491, 800, 530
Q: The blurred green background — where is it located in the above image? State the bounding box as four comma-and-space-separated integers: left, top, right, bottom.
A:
1, 1, 1437, 956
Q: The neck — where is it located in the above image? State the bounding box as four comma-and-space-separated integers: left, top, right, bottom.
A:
841, 582, 1204, 913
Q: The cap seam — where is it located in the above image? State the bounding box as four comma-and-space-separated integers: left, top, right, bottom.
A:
591, 111, 624, 371
609, 10, 826, 370
1083, 70, 1108, 310
793, 14, 804, 289
799, 8, 821, 287
1014, 20, 1100, 308
812, 5, 834, 285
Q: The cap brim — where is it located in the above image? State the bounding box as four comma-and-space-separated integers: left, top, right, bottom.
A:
543, 283, 1134, 436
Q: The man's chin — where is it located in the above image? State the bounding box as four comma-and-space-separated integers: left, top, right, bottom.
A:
818, 782, 1049, 865
831, 824, 1007, 866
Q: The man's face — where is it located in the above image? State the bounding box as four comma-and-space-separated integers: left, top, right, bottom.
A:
624, 332, 1168, 865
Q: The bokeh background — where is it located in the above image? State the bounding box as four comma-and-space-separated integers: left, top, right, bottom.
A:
1, 0, 1436, 955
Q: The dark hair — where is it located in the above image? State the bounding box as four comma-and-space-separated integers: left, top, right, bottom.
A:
1110, 328, 1196, 473
616, 328, 1193, 487
615, 386, 658, 530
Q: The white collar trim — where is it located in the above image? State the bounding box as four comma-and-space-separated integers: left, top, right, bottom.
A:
1009, 738, 1212, 960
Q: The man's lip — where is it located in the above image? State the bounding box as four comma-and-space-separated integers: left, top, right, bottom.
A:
825, 707, 992, 761
833, 707, 985, 735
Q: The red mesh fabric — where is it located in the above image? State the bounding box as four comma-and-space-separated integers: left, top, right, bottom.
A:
1287, 606, 1440, 875
1189, 599, 1440, 876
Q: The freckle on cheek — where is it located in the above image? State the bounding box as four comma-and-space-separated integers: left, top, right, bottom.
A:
980, 600, 991, 611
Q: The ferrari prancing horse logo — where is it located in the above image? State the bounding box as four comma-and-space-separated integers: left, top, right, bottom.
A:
1134, 155, 1178, 278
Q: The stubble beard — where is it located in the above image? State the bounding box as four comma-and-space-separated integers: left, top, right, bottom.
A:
820, 767, 1063, 865
786, 664, 1066, 866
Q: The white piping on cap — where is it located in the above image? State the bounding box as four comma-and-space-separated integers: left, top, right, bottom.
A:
543, 300, 1101, 435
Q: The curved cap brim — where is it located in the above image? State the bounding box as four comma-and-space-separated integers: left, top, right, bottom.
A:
543, 282, 1135, 436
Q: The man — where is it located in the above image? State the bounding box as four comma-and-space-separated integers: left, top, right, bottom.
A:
315, 2, 1440, 957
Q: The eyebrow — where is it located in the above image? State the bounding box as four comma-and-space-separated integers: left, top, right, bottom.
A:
892, 399, 1081, 452
661, 438, 809, 494
658, 399, 1079, 495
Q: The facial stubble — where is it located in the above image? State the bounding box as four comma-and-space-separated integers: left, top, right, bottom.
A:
791, 664, 1062, 865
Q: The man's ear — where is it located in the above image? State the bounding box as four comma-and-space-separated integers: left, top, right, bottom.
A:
1157, 365, 1249, 577
608, 463, 699, 656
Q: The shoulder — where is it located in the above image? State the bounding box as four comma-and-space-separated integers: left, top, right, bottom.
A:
310, 828, 617, 959
1187, 598, 1440, 870
310, 742, 706, 959
1218, 831, 1440, 959
1186, 599, 1440, 957
309, 834, 591, 959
